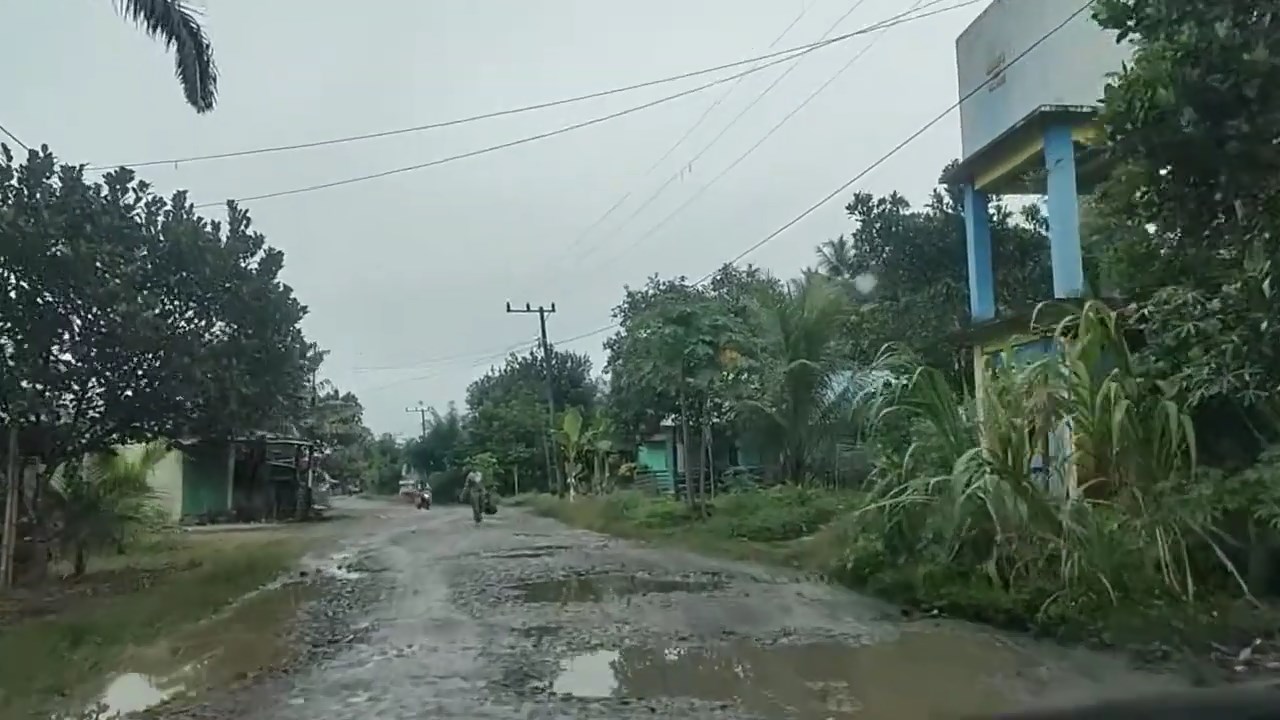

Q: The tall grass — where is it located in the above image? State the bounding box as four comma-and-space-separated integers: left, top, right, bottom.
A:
847, 301, 1265, 630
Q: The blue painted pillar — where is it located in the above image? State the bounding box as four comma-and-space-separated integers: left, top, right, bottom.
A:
1043, 123, 1085, 298
963, 183, 996, 322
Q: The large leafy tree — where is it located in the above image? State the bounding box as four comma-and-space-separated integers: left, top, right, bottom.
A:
605, 276, 748, 506
463, 347, 597, 494
117, 0, 218, 113
0, 146, 316, 582
822, 177, 1052, 384
1089, 0, 1280, 462
1092, 0, 1280, 293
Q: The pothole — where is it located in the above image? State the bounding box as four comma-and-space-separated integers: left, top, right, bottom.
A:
487, 545, 573, 559
512, 573, 725, 603
546, 630, 1176, 719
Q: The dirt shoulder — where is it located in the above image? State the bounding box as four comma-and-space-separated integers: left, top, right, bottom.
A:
0, 508, 380, 719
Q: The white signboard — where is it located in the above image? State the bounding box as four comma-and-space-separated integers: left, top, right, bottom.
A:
956, 0, 1133, 160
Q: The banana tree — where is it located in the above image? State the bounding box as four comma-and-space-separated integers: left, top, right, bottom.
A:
558, 407, 614, 500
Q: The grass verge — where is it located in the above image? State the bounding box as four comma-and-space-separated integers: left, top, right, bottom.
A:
0, 529, 309, 718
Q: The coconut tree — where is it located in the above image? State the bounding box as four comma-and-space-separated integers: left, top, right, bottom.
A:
815, 235, 856, 279
739, 273, 854, 483
48, 441, 165, 577
117, 0, 219, 113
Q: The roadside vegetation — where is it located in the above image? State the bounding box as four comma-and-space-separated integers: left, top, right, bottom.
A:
422, 0, 1280, 675
0, 528, 309, 717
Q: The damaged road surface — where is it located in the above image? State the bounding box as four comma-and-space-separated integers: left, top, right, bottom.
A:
160, 504, 1183, 719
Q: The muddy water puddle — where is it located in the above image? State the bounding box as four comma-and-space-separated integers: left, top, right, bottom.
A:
549, 627, 1174, 719
488, 545, 574, 560
515, 573, 725, 603
72, 582, 313, 718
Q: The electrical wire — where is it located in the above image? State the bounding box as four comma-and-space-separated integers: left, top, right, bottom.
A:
568, 0, 890, 269
187, 23, 869, 210
352, 337, 538, 373
533, 0, 1098, 352
363, 339, 540, 393
577, 0, 965, 272
0, 123, 30, 151
546, 0, 823, 263
91, 11, 911, 172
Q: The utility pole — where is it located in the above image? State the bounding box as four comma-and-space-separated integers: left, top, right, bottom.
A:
506, 301, 564, 497
405, 402, 430, 439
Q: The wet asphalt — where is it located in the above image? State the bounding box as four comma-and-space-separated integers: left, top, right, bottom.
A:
155, 498, 1184, 720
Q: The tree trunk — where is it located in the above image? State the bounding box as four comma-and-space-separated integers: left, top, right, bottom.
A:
678, 393, 694, 511
705, 419, 715, 501
73, 541, 87, 578
699, 402, 711, 516
1, 425, 19, 589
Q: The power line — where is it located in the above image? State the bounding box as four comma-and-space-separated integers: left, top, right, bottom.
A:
706, 0, 1096, 278
187, 29, 852, 210
0, 123, 30, 152
578, 0, 968, 273
91, 13, 909, 172
568, 0, 888, 270
546, 0, 823, 264
352, 337, 536, 373
363, 339, 540, 393
536, 0, 1097, 352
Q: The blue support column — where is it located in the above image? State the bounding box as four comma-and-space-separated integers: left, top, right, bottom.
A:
963, 183, 995, 322
1043, 123, 1085, 298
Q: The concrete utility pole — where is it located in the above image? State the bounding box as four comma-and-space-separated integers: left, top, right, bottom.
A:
505, 301, 564, 497
405, 402, 430, 439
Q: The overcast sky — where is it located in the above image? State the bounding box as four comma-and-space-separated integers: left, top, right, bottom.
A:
3, 0, 984, 437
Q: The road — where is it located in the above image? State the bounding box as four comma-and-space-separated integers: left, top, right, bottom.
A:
158, 500, 1182, 720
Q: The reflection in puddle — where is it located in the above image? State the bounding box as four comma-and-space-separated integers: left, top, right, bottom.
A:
76, 582, 313, 718
515, 574, 724, 603
549, 629, 1170, 719
98, 672, 180, 716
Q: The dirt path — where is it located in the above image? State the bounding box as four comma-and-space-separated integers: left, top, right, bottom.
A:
158, 500, 1184, 719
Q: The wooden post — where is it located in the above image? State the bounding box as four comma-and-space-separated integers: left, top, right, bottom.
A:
513, 464, 520, 495
2, 425, 20, 589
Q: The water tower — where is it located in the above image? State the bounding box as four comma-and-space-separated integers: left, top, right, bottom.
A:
942, 0, 1131, 382
941, 0, 1132, 492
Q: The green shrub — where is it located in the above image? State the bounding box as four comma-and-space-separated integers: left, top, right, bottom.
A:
706, 486, 851, 542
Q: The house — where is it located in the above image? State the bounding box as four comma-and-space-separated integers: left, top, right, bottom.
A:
634, 418, 762, 496
120, 440, 233, 522
127, 432, 318, 523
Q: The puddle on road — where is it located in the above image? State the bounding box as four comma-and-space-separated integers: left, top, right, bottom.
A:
488, 545, 573, 560
515, 573, 725, 603
74, 582, 313, 718
548, 628, 1169, 719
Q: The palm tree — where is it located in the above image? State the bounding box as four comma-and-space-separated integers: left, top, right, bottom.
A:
49, 441, 165, 576
815, 235, 856, 279
117, 0, 219, 113
740, 274, 853, 482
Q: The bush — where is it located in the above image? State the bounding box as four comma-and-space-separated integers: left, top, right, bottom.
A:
842, 302, 1280, 645
705, 486, 851, 542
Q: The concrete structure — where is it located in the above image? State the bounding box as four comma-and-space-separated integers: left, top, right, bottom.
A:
943, 0, 1132, 493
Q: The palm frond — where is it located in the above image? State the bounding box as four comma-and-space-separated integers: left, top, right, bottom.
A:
116, 0, 218, 113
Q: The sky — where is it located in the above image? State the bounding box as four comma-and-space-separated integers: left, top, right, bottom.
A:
2, 0, 986, 438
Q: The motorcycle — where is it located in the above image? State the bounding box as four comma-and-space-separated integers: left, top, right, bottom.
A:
415, 488, 432, 510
